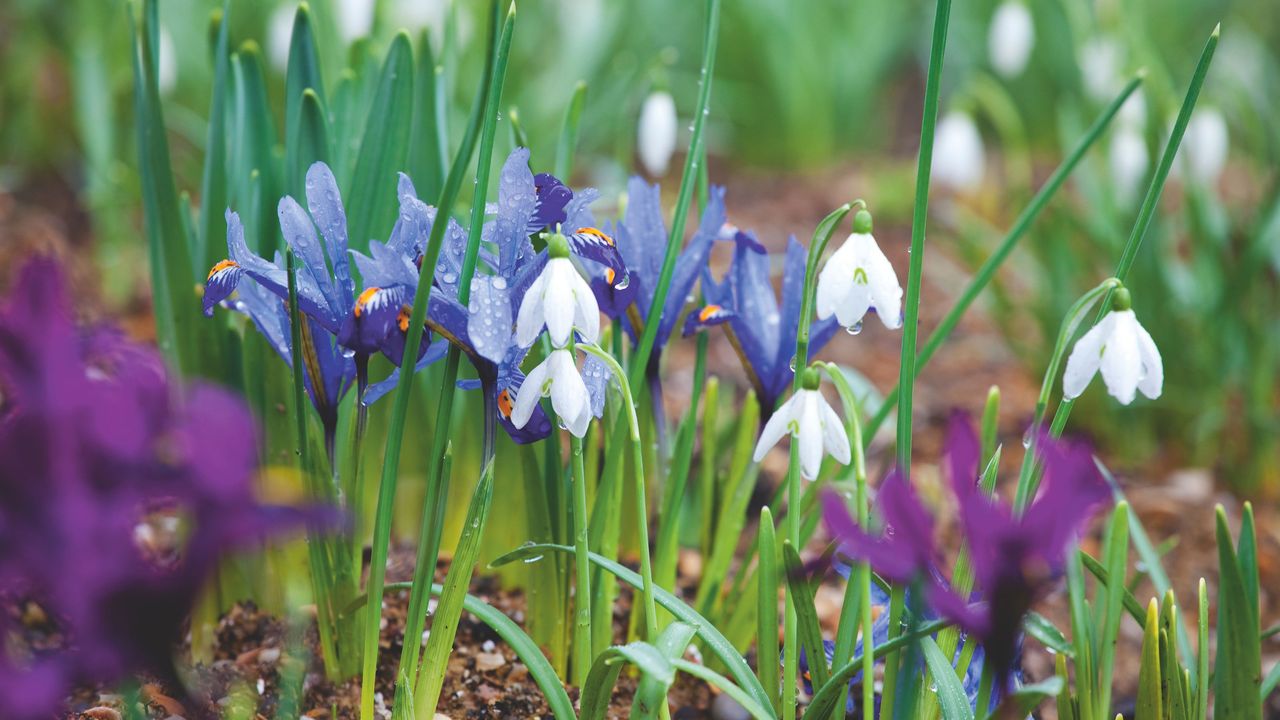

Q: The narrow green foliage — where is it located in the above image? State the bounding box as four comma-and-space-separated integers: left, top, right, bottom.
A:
1096, 502, 1130, 718
285, 89, 332, 202
569, 425, 593, 687
1136, 599, 1163, 720
555, 80, 588, 180
1055, 654, 1077, 720
670, 659, 776, 720
782, 542, 829, 690
408, 30, 445, 201
1024, 612, 1074, 658
492, 543, 774, 713
346, 32, 414, 254
1004, 676, 1066, 717
1195, 579, 1209, 720
920, 636, 974, 720
198, 4, 230, 272
756, 507, 781, 715
284, 2, 326, 153
414, 462, 496, 717
1213, 506, 1262, 718
633, 622, 699, 719
230, 44, 280, 256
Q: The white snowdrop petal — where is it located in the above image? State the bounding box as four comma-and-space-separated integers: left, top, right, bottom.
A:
549, 350, 588, 428
820, 398, 851, 466
862, 235, 903, 329
932, 112, 986, 191
834, 284, 873, 330
638, 91, 678, 177
572, 272, 601, 344
754, 393, 799, 462
515, 267, 549, 347
816, 239, 856, 320
797, 393, 825, 480
510, 358, 550, 428
542, 261, 577, 347
1098, 311, 1141, 405
1063, 315, 1112, 399
1132, 315, 1164, 400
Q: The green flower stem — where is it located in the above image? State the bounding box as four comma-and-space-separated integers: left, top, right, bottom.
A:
626, 0, 720, 387
579, 342, 659, 640
567, 341, 592, 687
821, 363, 872, 720
361, 3, 510, 717
1047, 25, 1219, 442
778, 202, 852, 720
1012, 277, 1120, 510
861, 74, 1144, 444
287, 250, 341, 678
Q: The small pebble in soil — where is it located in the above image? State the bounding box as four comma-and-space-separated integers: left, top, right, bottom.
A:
475, 652, 506, 671
711, 692, 752, 720
481, 639, 496, 652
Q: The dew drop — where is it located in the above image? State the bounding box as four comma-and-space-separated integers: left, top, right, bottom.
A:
1022, 425, 1034, 448
614, 273, 631, 290
442, 272, 458, 284
491, 276, 508, 290
557, 419, 568, 431
341, 347, 356, 359
846, 321, 864, 336
788, 355, 797, 372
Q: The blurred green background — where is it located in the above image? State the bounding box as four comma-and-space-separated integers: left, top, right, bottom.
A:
0, 0, 1275, 492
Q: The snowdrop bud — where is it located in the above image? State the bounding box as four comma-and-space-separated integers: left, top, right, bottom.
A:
988, 1, 1035, 78
337, 0, 376, 44
1177, 108, 1229, 188
638, 90, 678, 177
157, 25, 178, 95
268, 5, 295, 73
1109, 125, 1149, 208
932, 111, 985, 192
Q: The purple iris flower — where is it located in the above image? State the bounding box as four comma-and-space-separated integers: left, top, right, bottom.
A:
686, 226, 839, 412
0, 260, 323, 719
821, 412, 1110, 689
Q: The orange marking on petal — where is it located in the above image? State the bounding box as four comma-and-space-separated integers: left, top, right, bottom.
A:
698, 304, 722, 322
207, 259, 239, 280
576, 227, 615, 246
397, 306, 412, 332
497, 388, 514, 418
354, 287, 381, 317
605, 268, 616, 285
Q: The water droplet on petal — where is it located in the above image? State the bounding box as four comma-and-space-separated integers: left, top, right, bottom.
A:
788, 355, 797, 372
492, 276, 508, 290
1022, 425, 1035, 448
846, 321, 863, 336
613, 273, 631, 290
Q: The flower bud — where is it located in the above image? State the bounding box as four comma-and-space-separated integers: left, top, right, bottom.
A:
988, 1, 1034, 78
638, 90, 678, 177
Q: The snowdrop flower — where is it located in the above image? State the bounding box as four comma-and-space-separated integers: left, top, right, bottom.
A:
638, 90, 678, 177
511, 348, 592, 437
1063, 288, 1162, 405
932, 111, 986, 191
515, 232, 600, 348
988, 0, 1034, 78
336, 0, 375, 44
157, 25, 178, 94
753, 368, 851, 480
1176, 107, 1229, 188
1079, 37, 1122, 102
1109, 124, 1149, 207
815, 209, 903, 331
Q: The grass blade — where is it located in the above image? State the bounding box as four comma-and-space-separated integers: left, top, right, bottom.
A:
198, 3, 230, 272
781, 542, 829, 690
1213, 506, 1262, 717
554, 80, 588, 179
1136, 599, 1163, 720
1096, 502, 1130, 718
920, 636, 974, 720
633, 622, 700, 719
346, 32, 414, 253
492, 542, 774, 713
756, 507, 781, 715
672, 659, 776, 720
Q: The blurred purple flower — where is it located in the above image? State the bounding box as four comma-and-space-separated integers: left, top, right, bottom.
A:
0, 260, 324, 719
821, 412, 1110, 688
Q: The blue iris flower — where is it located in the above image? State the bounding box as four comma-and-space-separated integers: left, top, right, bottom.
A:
685, 226, 839, 412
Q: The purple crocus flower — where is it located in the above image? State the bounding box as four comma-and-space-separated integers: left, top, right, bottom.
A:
0, 260, 322, 719
686, 226, 840, 412
821, 413, 1110, 688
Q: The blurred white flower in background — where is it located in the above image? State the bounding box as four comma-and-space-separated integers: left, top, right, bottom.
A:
157, 25, 177, 94
268, 5, 294, 73
931, 111, 985, 192
337, 0, 375, 44
1173, 107, 1229, 189
1079, 36, 1123, 101
638, 90, 678, 177
1109, 126, 1149, 208
988, 0, 1034, 78
393, 0, 449, 46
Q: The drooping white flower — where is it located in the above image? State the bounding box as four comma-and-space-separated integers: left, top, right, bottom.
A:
752, 372, 851, 480
336, 0, 376, 44
1175, 107, 1229, 188
157, 25, 178, 95
988, 0, 1035, 78
268, 5, 295, 73
1079, 36, 1123, 102
637, 90, 678, 177
515, 236, 600, 348
1063, 291, 1162, 405
1109, 125, 1149, 208
511, 348, 592, 437
931, 111, 986, 192
815, 210, 902, 331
